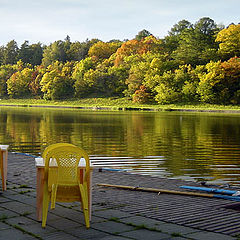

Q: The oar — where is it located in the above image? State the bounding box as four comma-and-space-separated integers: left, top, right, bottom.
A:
180, 186, 240, 196
97, 183, 240, 202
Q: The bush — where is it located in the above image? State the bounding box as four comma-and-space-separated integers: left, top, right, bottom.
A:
132, 85, 150, 103
155, 83, 181, 104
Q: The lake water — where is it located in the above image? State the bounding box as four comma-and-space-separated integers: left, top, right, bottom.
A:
1, 106, 240, 186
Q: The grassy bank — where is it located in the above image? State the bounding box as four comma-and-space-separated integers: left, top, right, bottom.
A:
0, 97, 240, 113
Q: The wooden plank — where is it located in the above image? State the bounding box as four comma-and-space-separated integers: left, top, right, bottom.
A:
97, 183, 240, 201
97, 183, 215, 197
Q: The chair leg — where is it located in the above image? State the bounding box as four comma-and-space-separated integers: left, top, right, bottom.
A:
51, 184, 58, 209
79, 183, 90, 228
42, 184, 50, 228
0, 151, 4, 191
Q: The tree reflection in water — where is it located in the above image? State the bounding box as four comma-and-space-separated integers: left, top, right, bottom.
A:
1, 107, 240, 185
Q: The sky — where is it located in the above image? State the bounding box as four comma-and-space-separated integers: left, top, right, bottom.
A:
0, 0, 239, 46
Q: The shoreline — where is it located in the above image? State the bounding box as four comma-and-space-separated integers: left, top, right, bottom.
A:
1, 103, 240, 114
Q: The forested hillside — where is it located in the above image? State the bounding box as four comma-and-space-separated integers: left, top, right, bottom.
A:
0, 17, 240, 104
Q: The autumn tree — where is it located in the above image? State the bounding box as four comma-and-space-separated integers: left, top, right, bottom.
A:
195, 58, 240, 104
125, 61, 149, 97
88, 41, 121, 61
196, 58, 240, 104
29, 65, 45, 97
221, 57, 240, 104
216, 24, 240, 59
132, 85, 150, 103
114, 36, 162, 66
7, 66, 34, 98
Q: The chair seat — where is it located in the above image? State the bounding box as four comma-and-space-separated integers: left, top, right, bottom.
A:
56, 185, 81, 201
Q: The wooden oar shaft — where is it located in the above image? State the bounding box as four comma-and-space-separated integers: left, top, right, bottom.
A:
97, 183, 215, 198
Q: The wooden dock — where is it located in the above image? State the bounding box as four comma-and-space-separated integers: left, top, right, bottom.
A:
6, 152, 240, 237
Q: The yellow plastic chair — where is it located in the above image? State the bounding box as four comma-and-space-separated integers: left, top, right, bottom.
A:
41, 143, 90, 228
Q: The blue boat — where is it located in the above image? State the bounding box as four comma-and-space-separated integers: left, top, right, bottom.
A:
180, 186, 240, 196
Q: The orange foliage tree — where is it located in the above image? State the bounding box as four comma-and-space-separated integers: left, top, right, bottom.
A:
114, 36, 162, 66
221, 57, 240, 103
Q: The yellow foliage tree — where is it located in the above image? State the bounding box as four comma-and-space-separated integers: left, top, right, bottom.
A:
88, 41, 120, 61
216, 24, 240, 58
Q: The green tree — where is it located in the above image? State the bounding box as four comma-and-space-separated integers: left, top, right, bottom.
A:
163, 19, 193, 55
154, 65, 201, 104
68, 41, 86, 61
172, 17, 220, 65
135, 29, 152, 41
63, 35, 71, 61
42, 40, 67, 67
2, 40, 19, 65
18, 41, 43, 66
0, 46, 4, 65
169, 20, 193, 36
144, 53, 179, 90
181, 65, 203, 102
29, 43, 43, 66
74, 56, 127, 98
18, 41, 32, 64
155, 82, 180, 104
40, 61, 74, 100
108, 65, 128, 95
197, 61, 224, 103
73, 57, 96, 97
0, 64, 16, 97
78, 62, 119, 97
68, 39, 100, 61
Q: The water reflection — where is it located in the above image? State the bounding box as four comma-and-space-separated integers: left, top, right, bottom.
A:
1, 106, 240, 185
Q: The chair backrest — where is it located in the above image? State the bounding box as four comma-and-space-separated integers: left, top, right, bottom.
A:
42, 143, 90, 186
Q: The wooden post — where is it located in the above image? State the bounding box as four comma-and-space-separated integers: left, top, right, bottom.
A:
36, 167, 45, 221
0, 146, 9, 191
